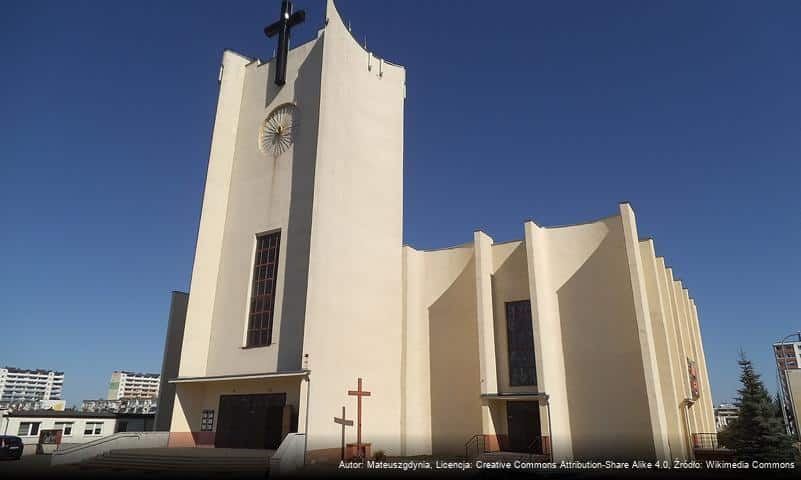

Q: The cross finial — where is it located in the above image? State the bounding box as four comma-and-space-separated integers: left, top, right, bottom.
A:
264, 1, 306, 86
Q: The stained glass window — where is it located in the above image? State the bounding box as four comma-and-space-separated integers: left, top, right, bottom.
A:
506, 300, 537, 386
247, 231, 281, 347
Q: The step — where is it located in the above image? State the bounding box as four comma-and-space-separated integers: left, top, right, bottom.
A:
86, 456, 268, 465
95, 454, 269, 464
79, 461, 268, 473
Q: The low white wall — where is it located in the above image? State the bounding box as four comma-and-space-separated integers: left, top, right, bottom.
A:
270, 432, 306, 475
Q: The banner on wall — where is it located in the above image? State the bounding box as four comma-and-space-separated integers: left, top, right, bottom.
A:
687, 358, 700, 399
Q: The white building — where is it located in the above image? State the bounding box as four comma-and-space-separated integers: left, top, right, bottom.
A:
82, 397, 157, 415
714, 403, 739, 431
0, 367, 64, 402
107, 371, 160, 400
162, 0, 715, 462
0, 411, 154, 453
0, 399, 66, 412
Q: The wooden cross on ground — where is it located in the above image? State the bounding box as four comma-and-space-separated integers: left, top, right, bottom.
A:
347, 377, 371, 458
333, 406, 354, 461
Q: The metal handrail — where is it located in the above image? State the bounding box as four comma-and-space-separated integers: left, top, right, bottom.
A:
50, 431, 169, 466
464, 434, 485, 459
526, 436, 553, 461
691, 432, 728, 451
53, 432, 148, 455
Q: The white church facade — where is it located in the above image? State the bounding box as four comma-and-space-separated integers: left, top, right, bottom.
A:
165, 0, 715, 462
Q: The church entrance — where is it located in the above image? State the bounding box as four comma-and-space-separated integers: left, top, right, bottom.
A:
215, 393, 286, 449
506, 401, 542, 453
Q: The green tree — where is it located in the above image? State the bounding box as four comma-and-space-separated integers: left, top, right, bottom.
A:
718, 351, 793, 462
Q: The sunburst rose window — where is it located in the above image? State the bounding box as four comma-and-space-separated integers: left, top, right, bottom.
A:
259, 103, 299, 156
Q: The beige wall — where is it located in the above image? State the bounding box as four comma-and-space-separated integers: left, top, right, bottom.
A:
525, 221, 573, 459
401, 205, 704, 460
492, 241, 535, 394
298, 0, 406, 457
177, 27, 325, 379
403, 244, 481, 456
177, 49, 250, 378
205, 37, 324, 377
656, 258, 692, 456
544, 213, 656, 459
640, 240, 686, 458
169, 377, 302, 451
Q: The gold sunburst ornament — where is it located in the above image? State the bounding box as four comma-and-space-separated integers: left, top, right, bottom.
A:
259, 103, 299, 156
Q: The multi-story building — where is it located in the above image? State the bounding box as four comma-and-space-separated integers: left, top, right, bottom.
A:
1, 410, 154, 453
106, 371, 160, 400
82, 397, 157, 415
0, 367, 64, 402
0, 399, 66, 413
714, 403, 739, 431
773, 337, 801, 435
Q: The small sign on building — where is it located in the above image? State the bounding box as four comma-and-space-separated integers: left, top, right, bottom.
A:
37, 429, 63, 455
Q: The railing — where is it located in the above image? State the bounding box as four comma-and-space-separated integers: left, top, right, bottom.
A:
464, 434, 486, 459
692, 433, 723, 450
528, 436, 552, 461
51, 431, 169, 465
465, 434, 552, 459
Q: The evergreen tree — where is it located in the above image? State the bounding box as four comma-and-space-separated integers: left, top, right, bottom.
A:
772, 391, 785, 420
719, 351, 793, 462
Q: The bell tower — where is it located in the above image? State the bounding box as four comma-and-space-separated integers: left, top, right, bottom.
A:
172, 0, 406, 456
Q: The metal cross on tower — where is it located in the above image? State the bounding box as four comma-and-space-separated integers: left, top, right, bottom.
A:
333, 406, 354, 461
347, 377, 371, 458
264, 0, 306, 86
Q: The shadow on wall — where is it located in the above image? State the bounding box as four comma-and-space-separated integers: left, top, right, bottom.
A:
277, 39, 324, 371
491, 242, 530, 393
556, 216, 654, 460
428, 258, 482, 456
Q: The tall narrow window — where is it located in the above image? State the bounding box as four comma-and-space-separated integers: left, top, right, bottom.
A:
506, 300, 537, 386
247, 231, 281, 347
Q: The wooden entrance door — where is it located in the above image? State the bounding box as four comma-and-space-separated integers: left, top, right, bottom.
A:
215, 393, 285, 449
506, 401, 542, 453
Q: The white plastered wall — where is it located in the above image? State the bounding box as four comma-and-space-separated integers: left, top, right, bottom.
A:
639, 240, 686, 458
527, 209, 666, 460
299, 0, 406, 457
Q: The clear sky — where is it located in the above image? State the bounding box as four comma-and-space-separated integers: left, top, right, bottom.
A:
1, 0, 799, 408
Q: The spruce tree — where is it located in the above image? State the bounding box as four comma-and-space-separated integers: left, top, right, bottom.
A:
719, 351, 794, 462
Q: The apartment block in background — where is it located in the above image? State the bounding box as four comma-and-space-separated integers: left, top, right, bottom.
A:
0, 367, 64, 402
107, 371, 160, 400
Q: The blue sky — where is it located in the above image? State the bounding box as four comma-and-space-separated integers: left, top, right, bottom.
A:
1, 0, 799, 408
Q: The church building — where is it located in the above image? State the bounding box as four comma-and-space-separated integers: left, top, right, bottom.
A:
165, 0, 715, 463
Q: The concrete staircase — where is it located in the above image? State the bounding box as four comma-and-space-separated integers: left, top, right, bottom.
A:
478, 451, 552, 464
74, 448, 273, 476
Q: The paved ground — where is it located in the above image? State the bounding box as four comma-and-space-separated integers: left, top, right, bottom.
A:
0, 449, 273, 478
0, 454, 73, 477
